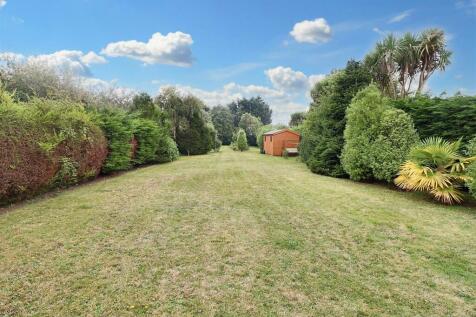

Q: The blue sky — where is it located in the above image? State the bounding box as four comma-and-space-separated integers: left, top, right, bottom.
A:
1, 0, 475, 123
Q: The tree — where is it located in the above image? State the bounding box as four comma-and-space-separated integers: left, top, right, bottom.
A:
300, 60, 372, 177
417, 29, 452, 93
238, 113, 262, 146
289, 112, 306, 127
156, 88, 216, 155
210, 106, 234, 145
365, 29, 451, 98
232, 129, 249, 151
395, 137, 475, 204
341, 85, 419, 182
228, 97, 272, 126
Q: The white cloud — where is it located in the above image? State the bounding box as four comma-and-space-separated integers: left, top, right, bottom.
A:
388, 10, 412, 23
265, 66, 326, 92
290, 18, 332, 44
0, 0, 6, 8
22, 50, 106, 77
266, 66, 308, 91
102, 31, 194, 66
81, 51, 107, 65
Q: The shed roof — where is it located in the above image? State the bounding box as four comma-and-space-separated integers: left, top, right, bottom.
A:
263, 128, 300, 136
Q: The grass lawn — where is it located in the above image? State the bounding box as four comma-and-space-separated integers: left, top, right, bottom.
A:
0, 147, 475, 316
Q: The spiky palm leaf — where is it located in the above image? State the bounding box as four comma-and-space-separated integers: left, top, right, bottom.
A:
395, 137, 476, 204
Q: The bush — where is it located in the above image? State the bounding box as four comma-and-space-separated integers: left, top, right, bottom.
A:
232, 129, 249, 151
96, 109, 134, 173
156, 134, 179, 163
466, 137, 476, 199
300, 60, 371, 177
393, 95, 476, 143
131, 118, 161, 165
395, 138, 475, 204
342, 85, 419, 182
0, 92, 107, 203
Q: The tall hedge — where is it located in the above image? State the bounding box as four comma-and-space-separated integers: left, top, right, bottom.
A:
341, 85, 419, 182
0, 93, 107, 203
131, 118, 162, 165
96, 109, 134, 173
466, 137, 476, 200
393, 95, 476, 142
300, 60, 372, 177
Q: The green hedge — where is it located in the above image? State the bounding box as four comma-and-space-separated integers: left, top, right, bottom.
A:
393, 96, 476, 142
0, 92, 107, 203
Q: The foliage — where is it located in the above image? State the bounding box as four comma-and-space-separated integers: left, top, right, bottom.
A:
393, 95, 476, 143
289, 112, 306, 127
300, 60, 372, 177
395, 137, 476, 204
466, 137, 476, 199
228, 97, 272, 126
232, 129, 249, 151
342, 85, 419, 182
238, 113, 262, 146
131, 118, 162, 165
96, 109, 134, 173
156, 134, 180, 163
156, 88, 216, 155
210, 106, 234, 145
365, 29, 451, 98
0, 93, 107, 203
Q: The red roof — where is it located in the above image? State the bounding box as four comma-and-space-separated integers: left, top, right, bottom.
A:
263, 128, 300, 136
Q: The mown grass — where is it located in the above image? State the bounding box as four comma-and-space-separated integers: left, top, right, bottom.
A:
0, 147, 475, 316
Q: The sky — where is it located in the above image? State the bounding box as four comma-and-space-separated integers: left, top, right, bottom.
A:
1, 0, 475, 123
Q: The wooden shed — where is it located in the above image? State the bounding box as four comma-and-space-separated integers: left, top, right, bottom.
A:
263, 129, 300, 156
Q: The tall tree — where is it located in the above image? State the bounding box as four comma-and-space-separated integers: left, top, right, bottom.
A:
210, 106, 234, 145
238, 113, 262, 146
289, 112, 306, 127
417, 28, 451, 93
228, 97, 272, 126
300, 60, 372, 177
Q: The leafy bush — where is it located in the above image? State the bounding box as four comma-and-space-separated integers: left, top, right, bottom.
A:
466, 137, 476, 199
300, 60, 372, 177
232, 129, 249, 151
131, 118, 161, 165
342, 85, 418, 182
393, 95, 476, 143
395, 137, 476, 204
96, 109, 134, 173
156, 134, 179, 163
0, 92, 107, 203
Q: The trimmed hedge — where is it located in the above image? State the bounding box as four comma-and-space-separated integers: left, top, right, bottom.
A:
0, 92, 107, 203
393, 96, 476, 142
96, 109, 134, 173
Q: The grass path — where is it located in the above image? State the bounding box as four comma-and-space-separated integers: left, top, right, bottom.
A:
0, 147, 475, 316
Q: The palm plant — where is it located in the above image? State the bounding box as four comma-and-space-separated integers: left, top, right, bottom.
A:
395, 137, 476, 204
395, 33, 420, 97
417, 29, 452, 93
365, 34, 399, 98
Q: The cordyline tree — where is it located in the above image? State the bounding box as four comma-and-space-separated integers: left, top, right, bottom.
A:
365, 28, 451, 98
